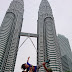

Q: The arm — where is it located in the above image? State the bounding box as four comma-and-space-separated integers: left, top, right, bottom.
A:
27, 57, 34, 67
42, 62, 48, 71
43, 65, 48, 71
27, 56, 30, 62
37, 62, 46, 69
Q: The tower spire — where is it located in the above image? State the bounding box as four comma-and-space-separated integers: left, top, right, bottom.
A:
8, 0, 24, 14
38, 0, 52, 15
14, 0, 24, 5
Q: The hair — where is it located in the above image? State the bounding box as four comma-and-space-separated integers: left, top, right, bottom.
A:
22, 71, 24, 72
21, 64, 26, 70
47, 68, 52, 72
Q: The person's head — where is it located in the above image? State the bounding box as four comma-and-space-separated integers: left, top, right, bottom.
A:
47, 68, 52, 72
21, 63, 29, 70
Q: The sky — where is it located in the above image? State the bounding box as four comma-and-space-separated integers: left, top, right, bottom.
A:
0, 0, 72, 72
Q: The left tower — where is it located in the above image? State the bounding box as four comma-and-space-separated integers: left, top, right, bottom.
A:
0, 0, 24, 72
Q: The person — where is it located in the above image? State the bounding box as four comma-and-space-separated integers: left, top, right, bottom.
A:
43, 62, 52, 72
21, 57, 37, 72
21, 57, 50, 72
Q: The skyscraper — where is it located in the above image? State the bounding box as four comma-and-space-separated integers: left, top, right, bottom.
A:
0, 0, 24, 72
37, 0, 62, 72
58, 34, 72, 71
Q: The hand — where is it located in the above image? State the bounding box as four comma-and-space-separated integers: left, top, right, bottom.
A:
42, 62, 46, 65
28, 56, 30, 60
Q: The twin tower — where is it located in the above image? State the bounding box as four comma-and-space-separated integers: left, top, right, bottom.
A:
0, 0, 62, 72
